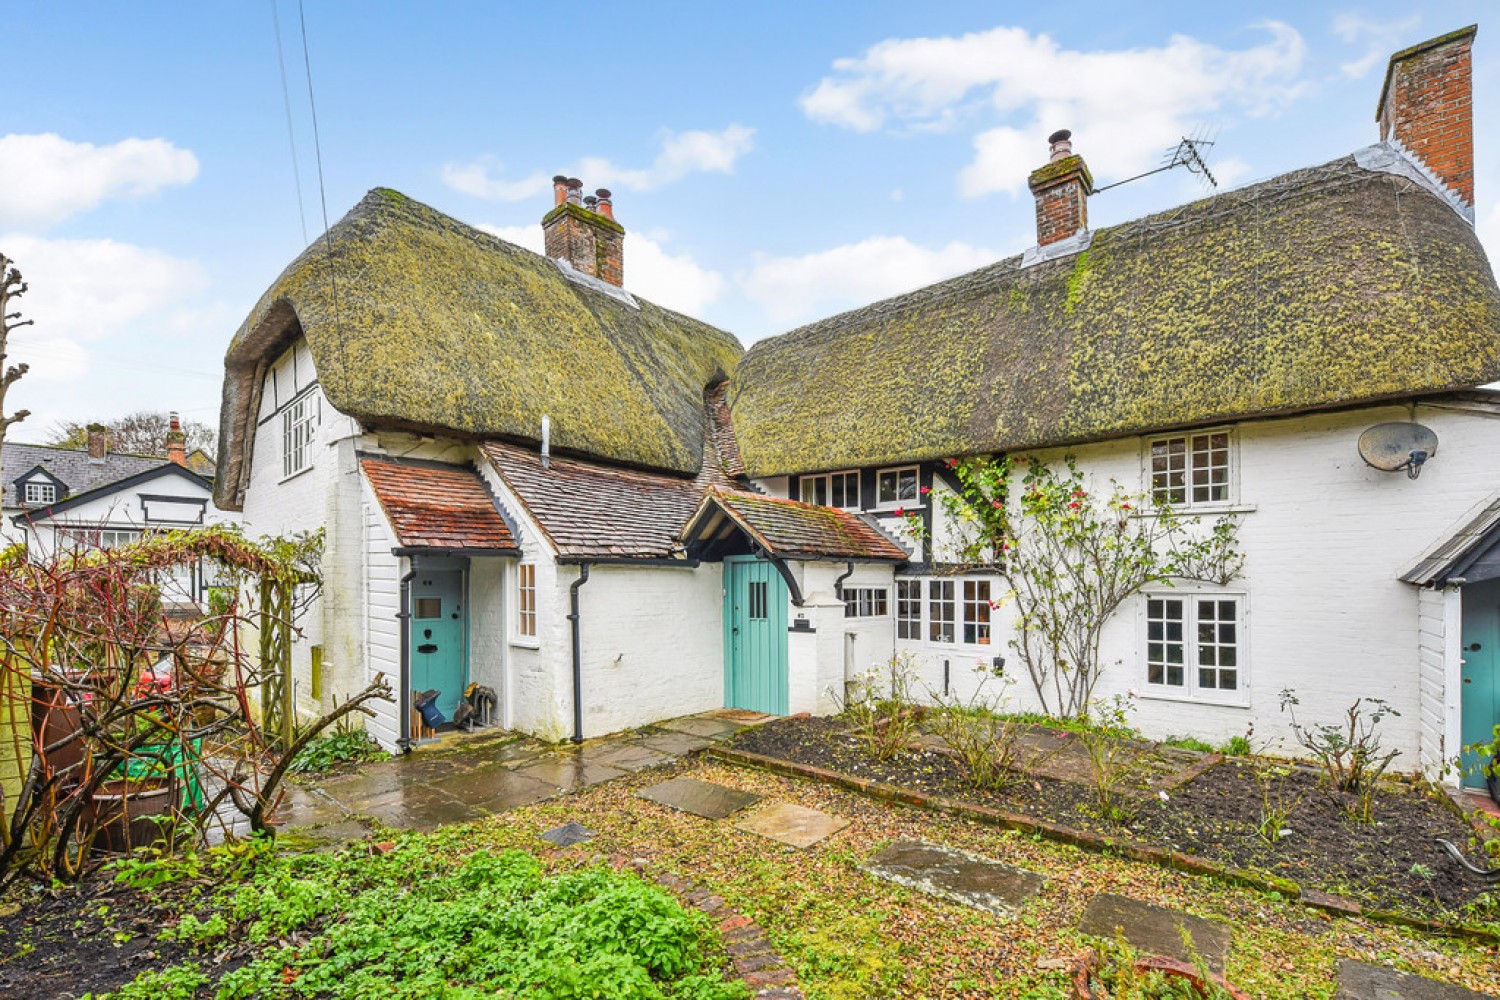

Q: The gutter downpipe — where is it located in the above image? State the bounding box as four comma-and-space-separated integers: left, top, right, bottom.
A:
567, 563, 591, 745
396, 561, 418, 753
833, 562, 856, 601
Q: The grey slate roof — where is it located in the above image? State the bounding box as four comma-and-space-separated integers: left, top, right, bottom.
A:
2, 442, 166, 511
1400, 492, 1500, 586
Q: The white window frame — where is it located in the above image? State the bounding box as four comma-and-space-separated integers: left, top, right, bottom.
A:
961, 580, 993, 646
1146, 429, 1236, 509
843, 587, 888, 619
1140, 590, 1248, 706
927, 579, 956, 644
896, 580, 922, 640
56, 527, 142, 552
799, 470, 862, 511
875, 465, 920, 510
23, 481, 56, 505
281, 393, 321, 481
514, 563, 538, 645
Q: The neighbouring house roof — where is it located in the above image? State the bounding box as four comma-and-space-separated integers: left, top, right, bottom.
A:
682, 488, 909, 562
217, 188, 744, 510
2, 442, 175, 511
360, 457, 519, 555
729, 154, 1500, 478
480, 440, 708, 561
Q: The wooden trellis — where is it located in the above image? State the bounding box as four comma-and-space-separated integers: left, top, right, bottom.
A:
258, 578, 296, 750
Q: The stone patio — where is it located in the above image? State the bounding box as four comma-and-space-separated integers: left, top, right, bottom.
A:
1337, 959, 1495, 999
735, 801, 850, 848
1078, 892, 1232, 974
284, 710, 767, 841
864, 840, 1046, 917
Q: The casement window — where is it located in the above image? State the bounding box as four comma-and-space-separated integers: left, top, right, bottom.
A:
57, 527, 141, 552
281, 394, 320, 480
1149, 431, 1231, 506
1145, 594, 1242, 698
516, 564, 537, 639
896, 580, 922, 639
962, 580, 992, 645
843, 587, 888, 619
928, 579, 956, 643
876, 466, 919, 508
23, 482, 56, 505
800, 470, 861, 510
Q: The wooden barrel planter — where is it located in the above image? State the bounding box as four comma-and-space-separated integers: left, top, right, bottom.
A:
86, 778, 173, 853
31, 680, 89, 788
1072, 950, 1248, 1000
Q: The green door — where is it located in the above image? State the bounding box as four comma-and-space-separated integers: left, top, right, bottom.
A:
724, 556, 789, 715
1461, 580, 1500, 787
411, 569, 467, 721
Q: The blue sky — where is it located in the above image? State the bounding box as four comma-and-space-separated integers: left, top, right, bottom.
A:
2, 3, 1496, 443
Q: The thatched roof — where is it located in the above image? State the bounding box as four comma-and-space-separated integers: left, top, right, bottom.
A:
729, 154, 1500, 478
216, 189, 743, 509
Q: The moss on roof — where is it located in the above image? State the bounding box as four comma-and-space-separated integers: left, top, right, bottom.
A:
217, 188, 742, 507
730, 155, 1500, 478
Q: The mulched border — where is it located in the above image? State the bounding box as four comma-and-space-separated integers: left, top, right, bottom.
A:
708, 745, 1500, 944
607, 854, 803, 998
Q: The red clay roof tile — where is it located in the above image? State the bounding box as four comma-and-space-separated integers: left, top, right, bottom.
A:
361, 458, 518, 552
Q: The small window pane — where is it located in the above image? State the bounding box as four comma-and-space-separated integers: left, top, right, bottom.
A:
928, 580, 955, 643
415, 597, 441, 619
749, 581, 768, 620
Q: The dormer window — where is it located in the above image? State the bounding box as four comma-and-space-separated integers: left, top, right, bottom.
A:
24, 481, 56, 505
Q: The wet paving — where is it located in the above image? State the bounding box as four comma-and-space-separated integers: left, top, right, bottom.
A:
281, 710, 768, 845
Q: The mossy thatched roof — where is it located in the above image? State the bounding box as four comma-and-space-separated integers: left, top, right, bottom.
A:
730, 155, 1500, 478
217, 189, 743, 508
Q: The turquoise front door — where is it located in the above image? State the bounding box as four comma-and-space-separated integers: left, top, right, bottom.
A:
1461, 580, 1500, 786
724, 556, 789, 715
411, 569, 467, 721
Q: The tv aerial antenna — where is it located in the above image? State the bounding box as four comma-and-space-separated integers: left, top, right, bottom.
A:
1093, 127, 1220, 195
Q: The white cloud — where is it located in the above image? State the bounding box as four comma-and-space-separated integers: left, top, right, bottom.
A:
444, 124, 756, 202
742, 236, 1003, 325
476, 222, 724, 316
800, 24, 1307, 197
1, 234, 207, 381
0, 133, 199, 229
1333, 13, 1420, 79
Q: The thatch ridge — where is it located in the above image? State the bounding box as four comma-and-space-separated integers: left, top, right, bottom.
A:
216, 189, 744, 508
730, 154, 1500, 477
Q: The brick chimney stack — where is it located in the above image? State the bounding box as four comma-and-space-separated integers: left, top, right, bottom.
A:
542, 175, 625, 287
86, 423, 108, 464
1028, 130, 1094, 247
166, 411, 188, 467
1376, 25, 1477, 208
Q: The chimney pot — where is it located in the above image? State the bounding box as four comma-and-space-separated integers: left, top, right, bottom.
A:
584, 194, 599, 210
542, 179, 626, 287
166, 411, 188, 467
1028, 131, 1093, 248
595, 189, 614, 220
1048, 129, 1074, 162
565, 178, 583, 205
552, 175, 569, 206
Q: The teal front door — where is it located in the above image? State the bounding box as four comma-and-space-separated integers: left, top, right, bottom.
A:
724, 556, 789, 715
411, 569, 467, 721
1461, 580, 1500, 786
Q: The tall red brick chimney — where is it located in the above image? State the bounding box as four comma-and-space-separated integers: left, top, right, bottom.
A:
1376, 25, 1477, 208
166, 411, 188, 467
542, 175, 625, 287
1028, 130, 1094, 247
86, 423, 108, 464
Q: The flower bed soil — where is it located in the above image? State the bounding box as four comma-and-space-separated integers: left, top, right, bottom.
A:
727, 716, 1496, 924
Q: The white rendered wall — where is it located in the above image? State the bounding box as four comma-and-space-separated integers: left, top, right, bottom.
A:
573, 563, 724, 738
19, 470, 222, 561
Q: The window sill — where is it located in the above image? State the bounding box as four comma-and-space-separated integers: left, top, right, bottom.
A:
873, 503, 924, 514
510, 638, 540, 650
279, 466, 314, 486
1134, 503, 1256, 517
1140, 687, 1249, 709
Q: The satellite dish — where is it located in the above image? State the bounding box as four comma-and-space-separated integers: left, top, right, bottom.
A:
1358, 422, 1439, 479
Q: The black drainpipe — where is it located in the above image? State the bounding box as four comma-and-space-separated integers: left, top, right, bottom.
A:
567, 563, 591, 745
833, 561, 855, 601
396, 562, 418, 753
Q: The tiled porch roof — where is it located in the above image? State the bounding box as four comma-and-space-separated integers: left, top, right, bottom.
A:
360, 457, 519, 553
480, 441, 705, 560
685, 488, 909, 562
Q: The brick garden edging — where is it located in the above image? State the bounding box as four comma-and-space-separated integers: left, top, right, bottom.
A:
708, 745, 1500, 944
610, 855, 803, 998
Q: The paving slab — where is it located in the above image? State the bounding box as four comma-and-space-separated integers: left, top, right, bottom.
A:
1079, 893, 1230, 974
540, 821, 596, 847
514, 755, 625, 791
428, 766, 559, 812
637, 731, 714, 755
658, 716, 744, 739
1336, 960, 1493, 1000
736, 801, 850, 849
355, 785, 483, 833
581, 742, 674, 773
637, 776, 762, 819
865, 841, 1045, 917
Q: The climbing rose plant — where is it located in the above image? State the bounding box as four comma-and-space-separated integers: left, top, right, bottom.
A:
908, 455, 1243, 720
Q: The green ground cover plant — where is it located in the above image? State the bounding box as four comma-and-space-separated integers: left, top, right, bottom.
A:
95, 836, 746, 1000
